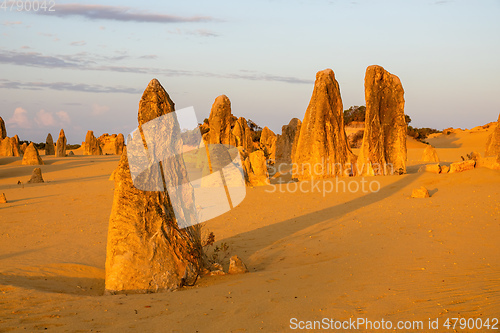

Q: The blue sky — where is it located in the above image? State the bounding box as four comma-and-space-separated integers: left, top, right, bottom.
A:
1, 0, 499, 143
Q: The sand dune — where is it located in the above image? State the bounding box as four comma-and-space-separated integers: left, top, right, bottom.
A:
1, 127, 499, 331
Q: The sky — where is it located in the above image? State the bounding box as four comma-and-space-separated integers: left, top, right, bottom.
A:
1, 0, 499, 143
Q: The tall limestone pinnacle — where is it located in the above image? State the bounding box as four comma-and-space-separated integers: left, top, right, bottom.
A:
358, 65, 407, 175
207, 95, 234, 145
292, 69, 356, 180
45, 133, 55, 156
104, 78, 202, 294
0, 116, 6, 139
56, 129, 67, 157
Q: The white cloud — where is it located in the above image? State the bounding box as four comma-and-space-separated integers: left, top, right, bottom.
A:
56, 111, 71, 124
91, 104, 110, 116
35, 109, 55, 126
7, 107, 31, 128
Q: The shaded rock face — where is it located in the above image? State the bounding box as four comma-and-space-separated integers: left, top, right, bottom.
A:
231, 117, 254, 153
485, 113, 500, 157
20, 142, 27, 155
56, 129, 67, 157
0, 117, 6, 139
422, 145, 439, 162
28, 167, 44, 183
358, 65, 407, 176
260, 127, 276, 162
0, 193, 6, 204
238, 148, 269, 186
84, 130, 103, 155
45, 133, 55, 155
292, 69, 356, 180
22, 143, 44, 165
105, 78, 202, 295
115, 133, 125, 155
11, 135, 22, 157
275, 118, 301, 164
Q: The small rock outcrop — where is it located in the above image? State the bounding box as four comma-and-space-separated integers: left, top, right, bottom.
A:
292, 69, 356, 180
56, 129, 67, 157
84, 130, 103, 155
0, 193, 7, 204
485, 113, 500, 157
28, 168, 44, 183
275, 118, 302, 164
449, 160, 475, 173
115, 133, 125, 155
0, 116, 6, 139
22, 143, 44, 165
231, 117, 254, 153
422, 145, 439, 162
228, 255, 248, 274
358, 65, 407, 176
105, 79, 202, 295
239, 148, 269, 186
45, 133, 55, 155
418, 164, 441, 174
411, 186, 430, 198
260, 127, 277, 162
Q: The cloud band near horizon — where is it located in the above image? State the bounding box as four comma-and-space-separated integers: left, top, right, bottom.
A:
34, 4, 216, 23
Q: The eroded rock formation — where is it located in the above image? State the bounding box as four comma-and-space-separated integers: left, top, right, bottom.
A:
422, 145, 439, 162
56, 129, 67, 157
105, 78, 202, 294
84, 130, 103, 155
0, 116, 6, 139
260, 126, 276, 162
292, 69, 356, 180
22, 143, 44, 165
275, 118, 302, 164
28, 167, 44, 183
115, 133, 125, 155
358, 65, 407, 176
485, 113, 500, 157
45, 133, 55, 155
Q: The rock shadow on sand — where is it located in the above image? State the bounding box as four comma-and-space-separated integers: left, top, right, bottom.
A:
223, 172, 422, 269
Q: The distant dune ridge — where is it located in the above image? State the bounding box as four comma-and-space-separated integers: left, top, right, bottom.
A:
358, 65, 407, 176
293, 69, 356, 180
104, 78, 202, 294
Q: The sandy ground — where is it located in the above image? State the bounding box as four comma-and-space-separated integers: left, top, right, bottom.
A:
0, 127, 499, 332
